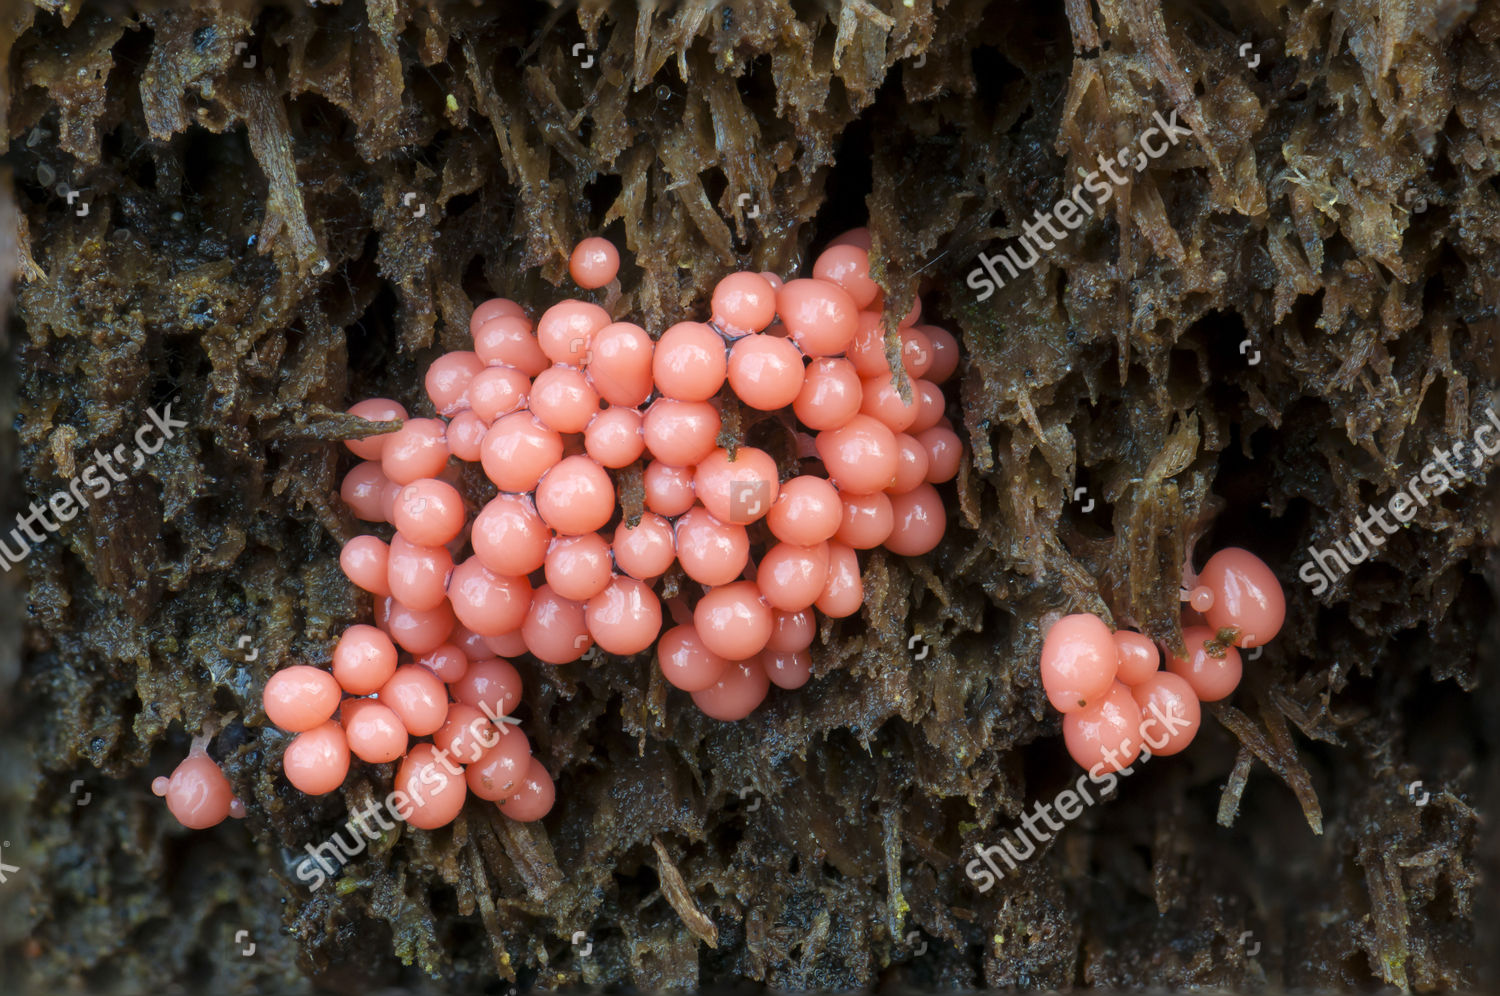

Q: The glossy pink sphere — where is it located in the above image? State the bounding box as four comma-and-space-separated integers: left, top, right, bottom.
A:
380, 664, 449, 736
711, 271, 779, 335
1062, 682, 1143, 774
448, 555, 532, 636
544, 533, 614, 602
340, 535, 391, 596
425, 350, 484, 417
1131, 672, 1201, 756
793, 358, 864, 430
283, 721, 351, 796
691, 657, 771, 720
642, 399, 721, 467
537, 299, 611, 366
1113, 630, 1160, 686
535, 455, 615, 535
643, 461, 699, 517
474, 315, 549, 377
693, 581, 774, 660
570, 236, 620, 289
613, 512, 676, 580
586, 322, 655, 407
341, 698, 408, 764
529, 365, 600, 434
482, 412, 563, 493
693, 447, 779, 525
345, 399, 407, 461
499, 758, 556, 822
584, 407, 646, 468
816, 415, 899, 495
657, 623, 731, 692
1199, 548, 1286, 648
727, 334, 806, 410
472, 494, 552, 576
814, 542, 864, 618
1039, 613, 1119, 713
586, 576, 663, 655
521, 584, 592, 664
653, 322, 728, 402
777, 278, 859, 356
884, 483, 946, 556
674, 505, 750, 586
1166, 626, 1243, 702
392, 478, 466, 547
263, 665, 342, 733
395, 744, 468, 829
382, 418, 450, 486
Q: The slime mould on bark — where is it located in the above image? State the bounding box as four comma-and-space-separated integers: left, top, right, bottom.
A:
1, 0, 1496, 993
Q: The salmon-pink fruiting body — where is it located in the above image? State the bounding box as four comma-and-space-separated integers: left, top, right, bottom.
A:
860, 374, 920, 433
153, 748, 243, 829
468, 365, 530, 423
642, 398, 722, 467
345, 399, 407, 461
757, 541, 831, 612
767, 608, 816, 652
450, 658, 523, 719
333, 624, 398, 695
472, 493, 552, 576
482, 412, 563, 493
923, 326, 959, 383
386, 533, 454, 612
570, 236, 620, 289
380, 664, 449, 736
263, 665, 342, 733
658, 624, 730, 692
522, 584, 591, 664
535, 455, 615, 535
712, 272, 779, 335
814, 542, 864, 618
1130, 672, 1201, 756
537, 300, 610, 366
762, 648, 812, 689
341, 698, 409, 763
470, 297, 526, 333
586, 322, 654, 406
768, 475, 843, 546
674, 506, 749, 586
1199, 547, 1285, 647
342, 461, 394, 522
529, 365, 601, 434
586, 576, 663, 655
467, 727, 532, 800
1112, 630, 1160, 686
424, 351, 484, 417
794, 358, 863, 430
690, 657, 771, 720
544, 533, 614, 602
383, 597, 456, 655
448, 556, 532, 636
653, 322, 728, 402
885, 483, 947, 556
1166, 626, 1243, 702
499, 758, 556, 822
727, 334, 805, 410
694, 581, 774, 660
381, 418, 449, 486
434, 704, 497, 765
812, 244, 879, 308
584, 407, 646, 468
890, 433, 932, 494
693, 446, 779, 525
395, 744, 468, 829
917, 426, 962, 483
283, 721, 351, 795
816, 414, 898, 495
835, 492, 893, 549
777, 278, 858, 356
1062, 682, 1143, 773
340, 535, 392, 596
1039, 613, 1119, 713
613, 512, 676, 580
643, 460, 698, 516
474, 315, 549, 377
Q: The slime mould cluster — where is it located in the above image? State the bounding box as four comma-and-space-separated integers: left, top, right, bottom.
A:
1, 0, 1497, 992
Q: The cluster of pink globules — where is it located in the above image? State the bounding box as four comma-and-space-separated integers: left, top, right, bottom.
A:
1039, 547, 1287, 773
239, 228, 963, 832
